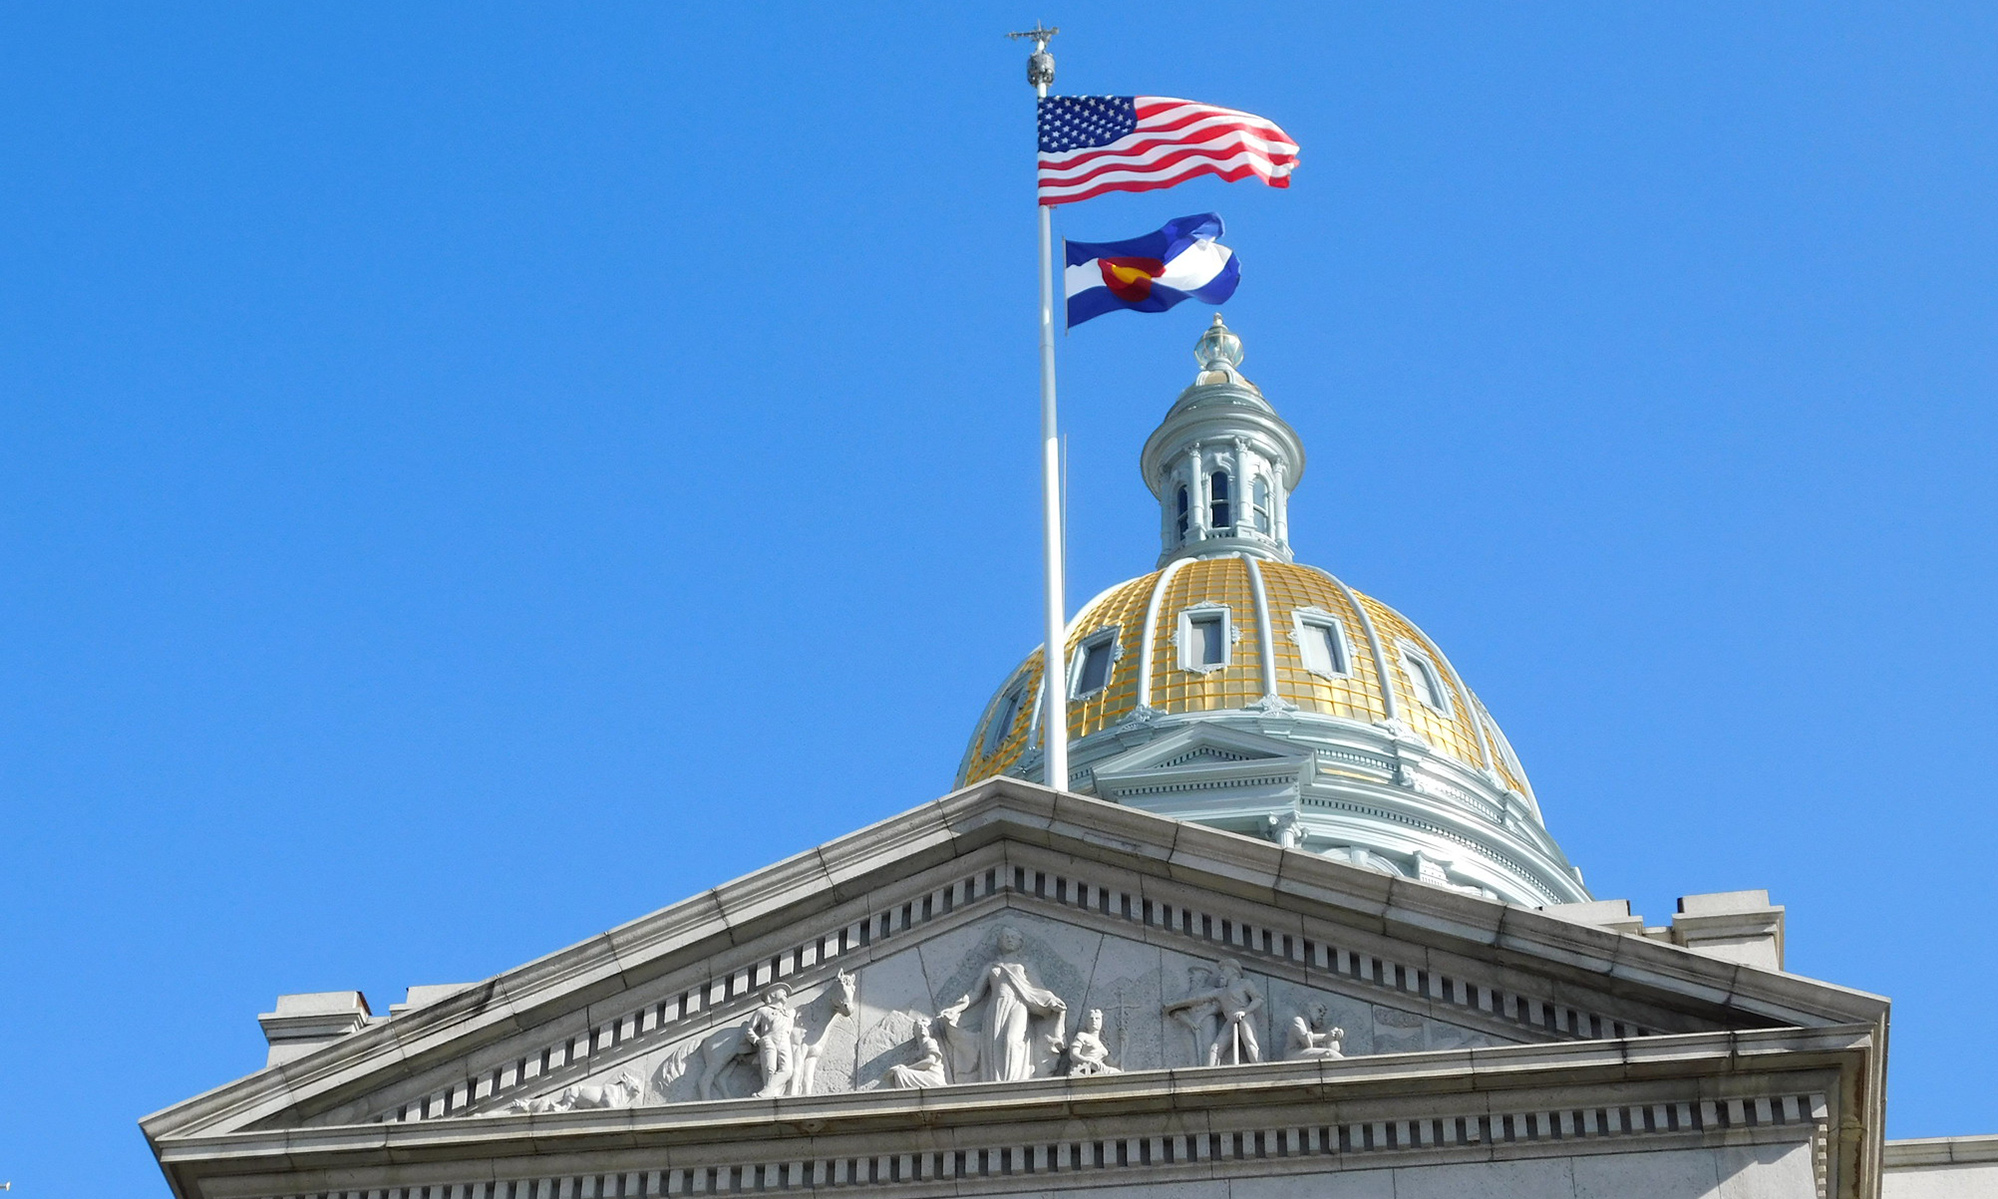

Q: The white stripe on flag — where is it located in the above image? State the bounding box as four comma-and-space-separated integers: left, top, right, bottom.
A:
1062, 240, 1232, 299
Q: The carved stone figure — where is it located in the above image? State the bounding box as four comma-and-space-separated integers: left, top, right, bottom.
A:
743, 983, 799, 1097
936, 927, 1067, 1082
502, 1069, 642, 1115
1053, 1008, 1120, 1076
876, 1015, 950, 1089
692, 973, 856, 1101
1284, 1000, 1345, 1060
1163, 957, 1264, 1066
787, 970, 857, 1096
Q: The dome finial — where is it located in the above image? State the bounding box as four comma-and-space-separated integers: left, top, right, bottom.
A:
1195, 313, 1244, 376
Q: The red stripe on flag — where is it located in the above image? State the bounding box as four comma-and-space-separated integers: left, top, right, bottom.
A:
1040, 125, 1299, 179
1041, 155, 1291, 206
1041, 142, 1296, 192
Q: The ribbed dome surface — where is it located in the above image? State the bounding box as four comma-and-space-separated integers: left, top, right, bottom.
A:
957, 554, 1532, 800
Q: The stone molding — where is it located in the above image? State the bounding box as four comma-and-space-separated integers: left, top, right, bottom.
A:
159, 1026, 1871, 1199
1057, 705, 1585, 907
1884, 1133, 1998, 1169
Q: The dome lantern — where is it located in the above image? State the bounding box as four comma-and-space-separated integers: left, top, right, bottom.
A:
1194, 311, 1245, 378
1140, 318, 1307, 568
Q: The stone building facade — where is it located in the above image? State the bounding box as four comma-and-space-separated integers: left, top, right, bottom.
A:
146, 324, 1997, 1198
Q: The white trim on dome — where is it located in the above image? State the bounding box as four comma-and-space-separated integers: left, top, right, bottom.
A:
982, 679, 1027, 756
1027, 579, 1132, 751
1315, 567, 1399, 723
1136, 557, 1191, 709
1422, 634, 1495, 772
1242, 555, 1279, 699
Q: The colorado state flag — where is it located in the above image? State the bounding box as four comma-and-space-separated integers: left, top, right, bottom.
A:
1064, 213, 1240, 328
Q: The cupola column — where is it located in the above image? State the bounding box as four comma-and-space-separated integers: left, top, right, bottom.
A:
1188, 445, 1209, 539
1274, 462, 1290, 545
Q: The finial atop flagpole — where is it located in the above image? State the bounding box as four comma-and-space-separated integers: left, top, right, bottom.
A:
1005, 23, 1058, 94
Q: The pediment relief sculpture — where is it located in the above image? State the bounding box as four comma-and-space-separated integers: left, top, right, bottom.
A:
1052, 1008, 1120, 1076
457, 911, 1566, 1118
1284, 1000, 1344, 1061
867, 1016, 949, 1090
691, 970, 856, 1100
1163, 957, 1265, 1066
936, 926, 1069, 1083
283, 833, 1768, 1130
500, 1070, 643, 1116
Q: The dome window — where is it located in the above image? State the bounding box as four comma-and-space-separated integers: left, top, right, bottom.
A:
1209, 471, 1233, 530
1176, 603, 1234, 672
1292, 609, 1351, 677
1398, 643, 1453, 715
981, 684, 1025, 756
1251, 476, 1271, 533
1175, 485, 1190, 541
1070, 629, 1120, 699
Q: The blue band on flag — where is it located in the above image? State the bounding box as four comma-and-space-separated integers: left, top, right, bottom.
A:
1065, 213, 1225, 269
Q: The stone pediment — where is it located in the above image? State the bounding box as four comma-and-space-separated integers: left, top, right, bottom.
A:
1088, 724, 1314, 812
143, 779, 1887, 1149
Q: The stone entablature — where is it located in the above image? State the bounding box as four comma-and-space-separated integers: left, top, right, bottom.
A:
160, 1027, 1865, 1199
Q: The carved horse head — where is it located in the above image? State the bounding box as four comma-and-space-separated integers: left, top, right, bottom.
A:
828, 970, 858, 1018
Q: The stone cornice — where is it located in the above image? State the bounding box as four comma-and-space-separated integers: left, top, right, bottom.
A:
155, 1026, 1878, 1199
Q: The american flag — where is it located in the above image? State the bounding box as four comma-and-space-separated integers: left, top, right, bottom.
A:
1037, 96, 1299, 206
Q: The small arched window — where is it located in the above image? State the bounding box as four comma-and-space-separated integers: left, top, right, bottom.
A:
1175, 485, 1190, 540
1294, 612, 1350, 676
1209, 471, 1232, 530
982, 685, 1023, 755
1177, 605, 1233, 671
1071, 629, 1118, 698
1400, 646, 1452, 714
1251, 476, 1271, 533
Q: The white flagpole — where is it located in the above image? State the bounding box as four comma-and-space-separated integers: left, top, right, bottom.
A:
1009, 23, 1069, 792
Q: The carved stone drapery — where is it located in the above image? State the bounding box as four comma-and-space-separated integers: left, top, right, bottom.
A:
876, 1016, 950, 1089
936, 927, 1068, 1083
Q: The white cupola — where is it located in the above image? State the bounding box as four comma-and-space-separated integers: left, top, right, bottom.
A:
1138, 315, 1307, 567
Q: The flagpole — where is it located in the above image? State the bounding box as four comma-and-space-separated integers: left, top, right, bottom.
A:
1010, 23, 1068, 793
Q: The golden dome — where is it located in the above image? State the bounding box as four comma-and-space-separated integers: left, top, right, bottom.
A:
952, 318, 1583, 907
956, 554, 1533, 801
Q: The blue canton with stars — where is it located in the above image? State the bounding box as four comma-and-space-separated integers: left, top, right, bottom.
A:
1038, 96, 1138, 153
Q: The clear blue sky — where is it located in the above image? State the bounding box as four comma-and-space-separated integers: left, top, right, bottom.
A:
4, 4, 1995, 1192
